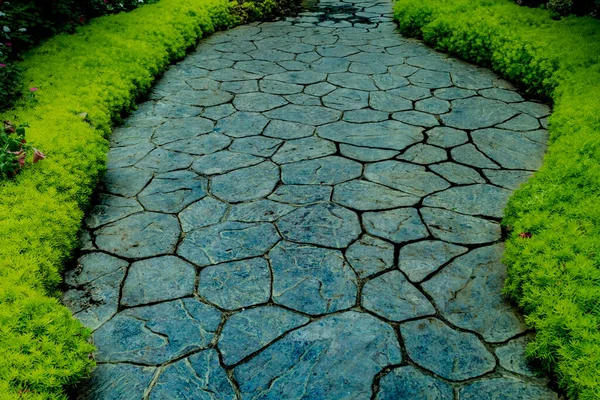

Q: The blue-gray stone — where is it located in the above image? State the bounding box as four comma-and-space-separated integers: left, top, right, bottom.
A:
311, 57, 351, 73
376, 366, 453, 400
450, 70, 493, 90
103, 167, 153, 197
433, 87, 476, 100
333, 180, 419, 210
153, 101, 201, 118
228, 199, 295, 222
138, 171, 208, 213
480, 88, 524, 103
442, 97, 519, 130
316, 45, 359, 57
304, 82, 336, 97
398, 143, 447, 164
76, 363, 155, 400
259, 79, 304, 95
121, 256, 196, 307
233, 92, 288, 112
234, 60, 286, 75
218, 306, 309, 365
265, 105, 341, 125
135, 148, 194, 172
110, 126, 153, 147
328, 72, 378, 91
95, 212, 180, 258
186, 77, 220, 90
392, 111, 439, 128
423, 184, 512, 218
362, 270, 435, 321
388, 64, 418, 76
220, 80, 259, 94
192, 150, 263, 175
369, 91, 413, 112
215, 112, 269, 137
429, 162, 485, 185
152, 118, 214, 145
472, 128, 548, 170
495, 334, 539, 377
211, 161, 280, 202
345, 235, 394, 278
199, 258, 271, 310
421, 207, 501, 244
94, 299, 221, 364
276, 203, 361, 248
269, 241, 357, 315
201, 103, 236, 120
497, 113, 540, 131
268, 185, 332, 204
373, 74, 410, 90
451, 143, 500, 169
107, 142, 155, 169
459, 377, 557, 400
406, 54, 453, 72
317, 121, 423, 151
339, 144, 399, 162
285, 93, 321, 106
234, 312, 402, 399
229, 136, 282, 157
408, 69, 452, 89
398, 240, 467, 282
281, 156, 362, 185
272, 136, 336, 164
161, 132, 231, 156
400, 317, 496, 380
422, 245, 527, 342
177, 221, 280, 266
388, 85, 431, 101
85, 195, 143, 229
483, 169, 533, 190
262, 120, 315, 139
178, 197, 228, 232
323, 88, 370, 111
511, 101, 551, 118
365, 160, 450, 196
265, 70, 327, 84
342, 109, 389, 123
415, 97, 451, 114
363, 208, 429, 244
209, 68, 261, 81
149, 350, 236, 400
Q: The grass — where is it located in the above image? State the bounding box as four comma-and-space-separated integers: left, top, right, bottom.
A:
393, 0, 600, 398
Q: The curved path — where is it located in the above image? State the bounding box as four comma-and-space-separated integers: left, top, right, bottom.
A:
66, 0, 558, 398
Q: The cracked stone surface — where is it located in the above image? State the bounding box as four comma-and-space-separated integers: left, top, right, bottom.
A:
70, 0, 556, 396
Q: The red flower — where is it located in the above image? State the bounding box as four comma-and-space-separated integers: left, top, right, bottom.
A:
33, 148, 46, 163
0, 63, 6, 67
518, 232, 532, 239
5, 42, 12, 47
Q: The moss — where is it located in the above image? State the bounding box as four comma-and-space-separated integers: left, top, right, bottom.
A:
394, 0, 600, 398
0, 0, 290, 397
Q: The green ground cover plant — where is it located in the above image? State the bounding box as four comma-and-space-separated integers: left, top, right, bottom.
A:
394, 0, 600, 398
0, 0, 290, 397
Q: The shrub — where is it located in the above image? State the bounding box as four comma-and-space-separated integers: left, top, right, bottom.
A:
394, 0, 600, 398
0, 0, 292, 397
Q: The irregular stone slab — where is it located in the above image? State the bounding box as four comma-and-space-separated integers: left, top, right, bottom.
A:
398, 240, 467, 282
110, 126, 153, 147
104, 167, 153, 198
259, 79, 304, 95
484, 169, 533, 190
415, 97, 451, 114
345, 235, 394, 279
342, 109, 389, 123
328, 72, 378, 91
269, 185, 332, 204
370, 91, 413, 112
421, 207, 501, 244
211, 161, 279, 202
76, 363, 155, 400
233, 92, 288, 112
178, 221, 280, 266
263, 120, 315, 139
511, 101, 551, 118
265, 70, 327, 84
323, 88, 370, 110
234, 60, 286, 75
215, 112, 269, 137
373, 74, 410, 90
496, 113, 540, 131
284, 93, 321, 106
450, 70, 493, 90
265, 105, 341, 125
276, 203, 361, 248
422, 245, 527, 342
135, 148, 194, 172
121, 256, 196, 307
426, 126, 468, 148
248, 49, 296, 62
138, 171, 208, 213
270, 241, 357, 315
66, 252, 128, 287
316, 44, 359, 57
400, 317, 496, 380
389, 85, 431, 101
388, 64, 418, 76
220, 79, 259, 94
376, 366, 453, 400
161, 132, 231, 156
96, 213, 180, 258
339, 144, 399, 162
85, 195, 143, 229
430, 162, 485, 185
495, 334, 539, 377
234, 312, 402, 399
209, 68, 261, 81
152, 118, 214, 145
392, 111, 439, 128
107, 142, 155, 169
311, 57, 351, 73
219, 306, 309, 365
408, 69, 452, 89
305, 82, 336, 96
228, 199, 295, 222
442, 97, 519, 130
451, 143, 500, 169
272, 136, 336, 164
363, 208, 429, 244
229, 136, 282, 157
472, 128, 548, 170
317, 121, 423, 151
480, 87, 524, 103
398, 143, 447, 164
178, 197, 228, 232
423, 184, 512, 218
153, 101, 201, 118
202, 103, 236, 120
281, 156, 362, 185
192, 150, 263, 175
459, 377, 557, 400
186, 77, 220, 90
349, 61, 387, 74
199, 258, 271, 310
365, 161, 450, 196
149, 350, 236, 399
433, 87, 476, 100
363, 270, 435, 321
94, 298, 221, 364
167, 89, 234, 107
333, 180, 419, 210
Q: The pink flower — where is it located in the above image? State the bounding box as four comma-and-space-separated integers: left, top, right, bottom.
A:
30, 87, 39, 92
5, 42, 11, 47
33, 148, 46, 163
8, 150, 26, 168
0, 64, 6, 67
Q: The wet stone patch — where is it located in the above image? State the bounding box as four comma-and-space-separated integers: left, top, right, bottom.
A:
70, 0, 556, 397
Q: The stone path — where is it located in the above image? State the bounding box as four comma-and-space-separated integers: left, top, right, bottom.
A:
65, 0, 558, 398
